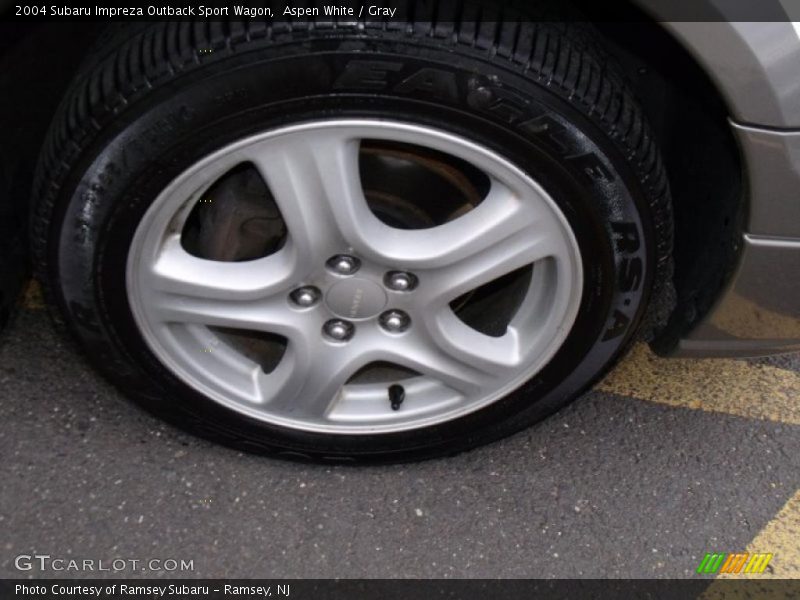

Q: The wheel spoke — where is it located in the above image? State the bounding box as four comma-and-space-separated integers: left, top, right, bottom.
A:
312, 176, 559, 275
148, 234, 296, 300
153, 293, 305, 338
249, 129, 377, 264
262, 341, 367, 419
137, 235, 306, 337
425, 307, 523, 375
378, 330, 502, 397
178, 323, 267, 404
417, 180, 567, 307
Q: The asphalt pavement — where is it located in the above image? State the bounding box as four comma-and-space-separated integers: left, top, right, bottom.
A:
1, 301, 799, 579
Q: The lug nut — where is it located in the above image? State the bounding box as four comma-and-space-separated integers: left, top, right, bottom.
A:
379, 310, 411, 333
289, 286, 321, 308
384, 271, 418, 292
327, 254, 361, 276
323, 319, 355, 342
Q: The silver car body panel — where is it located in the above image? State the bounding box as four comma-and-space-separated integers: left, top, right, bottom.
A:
733, 124, 800, 238
632, 15, 800, 356
659, 21, 800, 128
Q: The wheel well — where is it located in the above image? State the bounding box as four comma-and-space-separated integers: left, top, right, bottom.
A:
591, 19, 745, 354
0, 23, 105, 248
0, 23, 105, 324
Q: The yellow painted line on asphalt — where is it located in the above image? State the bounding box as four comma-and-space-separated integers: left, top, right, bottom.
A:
20, 279, 45, 311
716, 489, 800, 580
600, 338, 800, 587
701, 491, 800, 598
710, 291, 800, 339
597, 344, 800, 426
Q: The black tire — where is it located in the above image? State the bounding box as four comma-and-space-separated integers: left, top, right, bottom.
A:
32, 14, 673, 462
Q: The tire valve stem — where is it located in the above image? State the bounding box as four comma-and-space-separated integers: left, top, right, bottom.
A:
389, 384, 405, 411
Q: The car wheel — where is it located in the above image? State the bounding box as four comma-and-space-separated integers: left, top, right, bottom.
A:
32, 15, 672, 461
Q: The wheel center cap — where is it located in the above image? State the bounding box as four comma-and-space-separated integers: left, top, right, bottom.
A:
325, 278, 387, 320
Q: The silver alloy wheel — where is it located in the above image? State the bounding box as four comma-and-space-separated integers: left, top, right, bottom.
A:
126, 120, 583, 434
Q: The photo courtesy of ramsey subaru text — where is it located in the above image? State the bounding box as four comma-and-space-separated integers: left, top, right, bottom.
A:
1, 0, 799, 462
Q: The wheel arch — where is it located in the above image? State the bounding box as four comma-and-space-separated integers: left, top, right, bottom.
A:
589, 11, 754, 354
